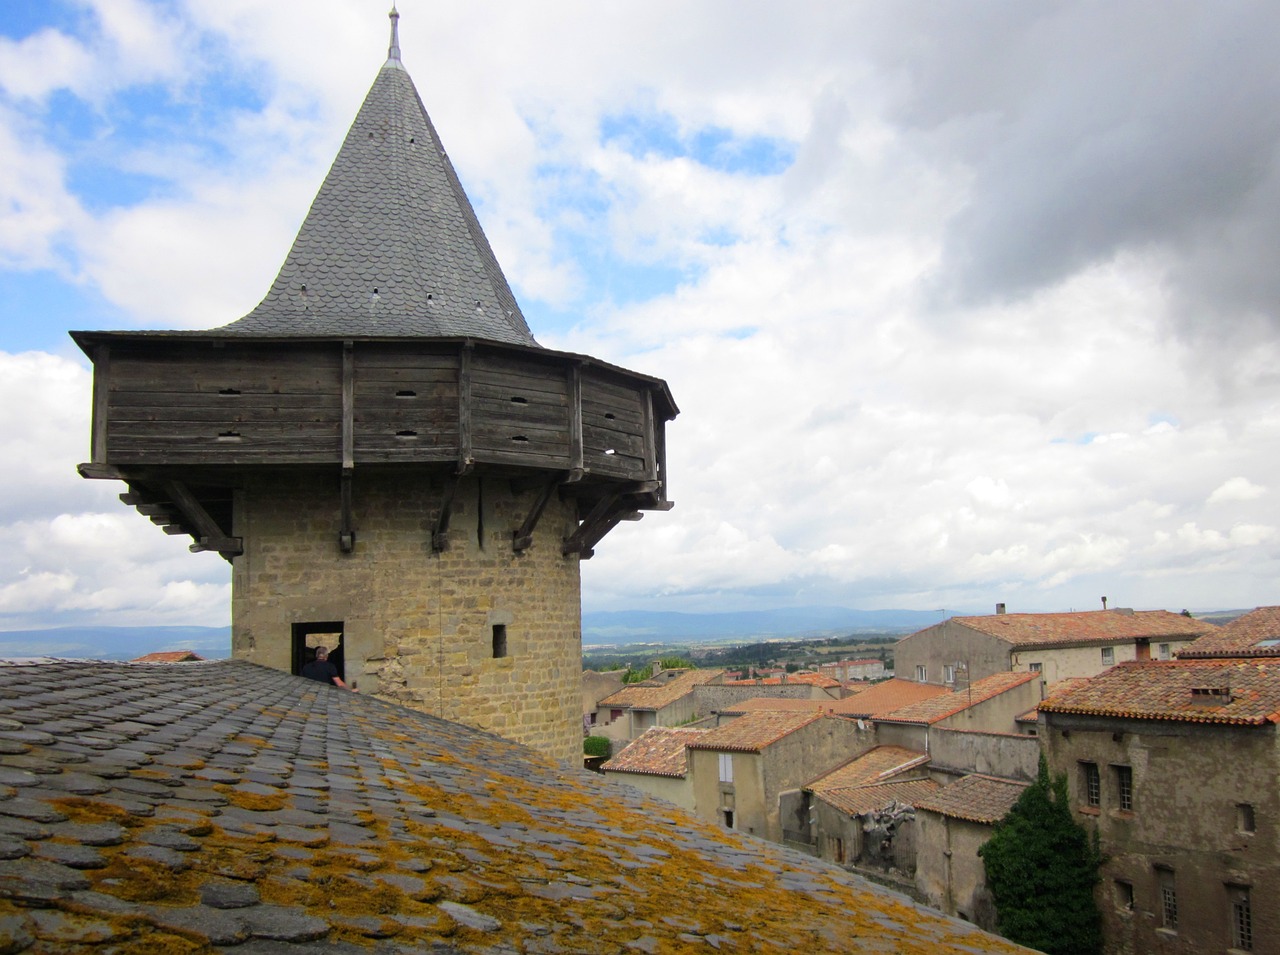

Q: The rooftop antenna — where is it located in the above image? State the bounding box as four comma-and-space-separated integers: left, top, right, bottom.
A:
386, 3, 402, 66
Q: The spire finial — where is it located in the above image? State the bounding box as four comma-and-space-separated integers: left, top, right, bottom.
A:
386, 4, 402, 66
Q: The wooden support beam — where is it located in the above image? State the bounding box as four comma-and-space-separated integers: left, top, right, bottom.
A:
339, 468, 355, 553
562, 491, 624, 557
162, 479, 243, 557
78, 463, 126, 481
433, 473, 461, 552
642, 387, 658, 482
512, 474, 563, 553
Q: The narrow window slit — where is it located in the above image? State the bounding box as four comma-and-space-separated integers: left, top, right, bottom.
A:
396, 390, 417, 398
218, 388, 241, 396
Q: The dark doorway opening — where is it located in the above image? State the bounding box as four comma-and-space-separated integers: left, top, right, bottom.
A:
292, 621, 346, 681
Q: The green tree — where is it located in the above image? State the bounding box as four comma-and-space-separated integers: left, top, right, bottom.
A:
583, 736, 611, 758
659, 656, 695, 670
979, 755, 1103, 955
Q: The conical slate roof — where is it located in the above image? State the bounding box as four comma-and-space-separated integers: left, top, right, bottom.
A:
219, 10, 538, 346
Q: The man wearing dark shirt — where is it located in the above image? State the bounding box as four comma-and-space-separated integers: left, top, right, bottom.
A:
301, 646, 352, 689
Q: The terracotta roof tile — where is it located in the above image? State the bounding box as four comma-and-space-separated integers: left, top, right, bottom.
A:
1039, 658, 1280, 725
1178, 606, 1280, 659
130, 650, 205, 663
914, 775, 1028, 824
688, 711, 825, 753
818, 779, 942, 817
808, 746, 930, 792
599, 668, 725, 711
602, 727, 708, 778
877, 672, 1038, 725
944, 609, 1214, 648
826, 679, 951, 718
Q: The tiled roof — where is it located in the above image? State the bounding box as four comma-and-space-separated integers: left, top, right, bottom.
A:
130, 650, 205, 663
818, 779, 942, 818
877, 672, 1038, 725
1178, 606, 1280, 659
687, 711, 824, 753
213, 19, 536, 346
914, 775, 1028, 824
808, 746, 930, 792
598, 668, 724, 711
601, 727, 708, 778
1039, 659, 1280, 725
945, 609, 1214, 648
826, 679, 951, 719
0, 659, 1027, 953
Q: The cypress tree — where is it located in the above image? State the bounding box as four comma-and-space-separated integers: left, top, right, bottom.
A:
978, 754, 1103, 955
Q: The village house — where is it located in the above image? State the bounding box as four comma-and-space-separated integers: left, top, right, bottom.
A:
873, 671, 1043, 748
818, 658, 888, 682
797, 745, 937, 871
593, 667, 727, 743
895, 607, 1215, 686
599, 725, 708, 811
827, 678, 952, 720
913, 775, 1029, 933
686, 711, 876, 841
582, 668, 625, 733
1039, 621, 1280, 955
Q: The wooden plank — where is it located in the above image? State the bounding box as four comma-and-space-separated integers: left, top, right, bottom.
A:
355, 350, 458, 370
109, 449, 339, 465
92, 344, 110, 464
471, 397, 569, 427
642, 389, 658, 481
470, 446, 573, 469
342, 342, 354, 469
580, 370, 646, 403
581, 425, 646, 457
457, 345, 473, 472
569, 364, 584, 474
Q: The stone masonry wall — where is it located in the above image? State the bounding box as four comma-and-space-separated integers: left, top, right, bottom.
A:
231, 470, 582, 764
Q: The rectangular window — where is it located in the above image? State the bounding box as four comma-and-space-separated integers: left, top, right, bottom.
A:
1157, 867, 1177, 931
718, 753, 734, 784
1029, 662, 1043, 673
915, 665, 927, 682
1237, 803, 1256, 833
1081, 762, 1100, 807
491, 623, 508, 659
1230, 885, 1253, 951
1115, 880, 1134, 911
1159, 643, 1171, 660
1113, 765, 1133, 811
1101, 647, 1115, 665
944, 664, 956, 684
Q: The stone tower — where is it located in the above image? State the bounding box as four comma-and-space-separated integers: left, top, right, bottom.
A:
72, 10, 676, 764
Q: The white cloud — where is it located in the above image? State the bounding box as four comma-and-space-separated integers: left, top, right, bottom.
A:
1208, 477, 1267, 505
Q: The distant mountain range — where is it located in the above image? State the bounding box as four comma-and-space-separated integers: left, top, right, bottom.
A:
0, 626, 231, 662
582, 606, 946, 646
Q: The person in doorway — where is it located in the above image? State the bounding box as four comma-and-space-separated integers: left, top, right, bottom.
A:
301, 646, 353, 690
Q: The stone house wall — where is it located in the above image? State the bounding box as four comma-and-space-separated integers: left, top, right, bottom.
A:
914, 811, 999, 931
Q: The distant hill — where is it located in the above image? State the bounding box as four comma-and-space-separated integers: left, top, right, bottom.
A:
581, 606, 945, 646
0, 626, 231, 662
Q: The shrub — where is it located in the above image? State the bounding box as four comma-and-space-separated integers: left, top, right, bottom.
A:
583, 736, 611, 759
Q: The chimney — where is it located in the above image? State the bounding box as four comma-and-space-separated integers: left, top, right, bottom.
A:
1102, 596, 1108, 610
995, 603, 1006, 615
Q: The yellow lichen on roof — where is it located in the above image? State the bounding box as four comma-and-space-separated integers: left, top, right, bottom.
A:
0, 659, 1032, 954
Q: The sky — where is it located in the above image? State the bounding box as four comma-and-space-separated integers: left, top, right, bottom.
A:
1, 0, 1278, 631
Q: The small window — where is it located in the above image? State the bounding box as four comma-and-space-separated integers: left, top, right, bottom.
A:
1230, 885, 1253, 951
1081, 762, 1101, 807
1115, 880, 1134, 911
1158, 643, 1171, 660
1101, 647, 1115, 666
718, 752, 734, 784
723, 809, 734, 829
491, 623, 508, 659
1029, 662, 1043, 673
1237, 803, 1256, 833
915, 665, 927, 682
1157, 867, 1177, 931
944, 664, 956, 684
610, 708, 623, 721
1112, 765, 1133, 811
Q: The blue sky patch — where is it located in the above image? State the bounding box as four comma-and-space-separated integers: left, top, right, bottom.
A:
600, 110, 794, 176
